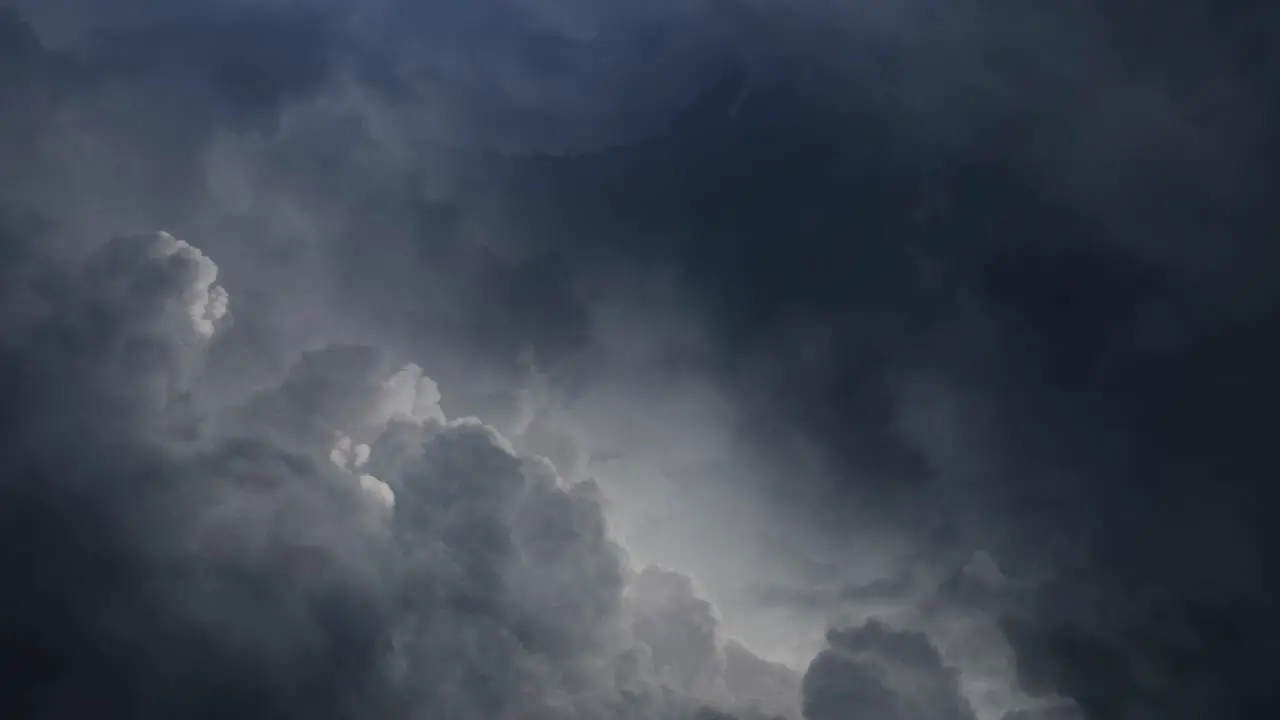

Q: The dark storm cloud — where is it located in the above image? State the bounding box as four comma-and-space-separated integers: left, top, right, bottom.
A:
0, 4, 605, 400
3, 1, 1279, 719
530, 9, 1273, 720
8, 0, 740, 151
478, 0, 1279, 534
475, 6, 1280, 717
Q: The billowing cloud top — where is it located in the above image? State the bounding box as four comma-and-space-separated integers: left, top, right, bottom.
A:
1, 230, 811, 719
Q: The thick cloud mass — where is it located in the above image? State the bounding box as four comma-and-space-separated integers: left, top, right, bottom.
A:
2, 1, 1279, 719
0, 229, 800, 719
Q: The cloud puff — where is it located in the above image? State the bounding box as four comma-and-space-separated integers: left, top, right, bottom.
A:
150, 230, 230, 338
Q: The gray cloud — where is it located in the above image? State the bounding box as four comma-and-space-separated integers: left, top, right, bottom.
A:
802, 621, 976, 720
0, 227, 801, 718
3, 2, 1279, 718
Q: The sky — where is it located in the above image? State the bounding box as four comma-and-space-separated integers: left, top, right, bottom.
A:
1, 1, 1277, 719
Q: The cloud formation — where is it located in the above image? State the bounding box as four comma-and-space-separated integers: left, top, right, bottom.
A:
2, 2, 1278, 719
0, 228, 806, 719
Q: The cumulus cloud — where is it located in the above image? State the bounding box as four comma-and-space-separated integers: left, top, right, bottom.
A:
0, 229, 805, 719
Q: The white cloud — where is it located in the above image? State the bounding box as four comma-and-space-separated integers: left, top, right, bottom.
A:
151, 231, 229, 339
